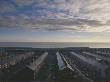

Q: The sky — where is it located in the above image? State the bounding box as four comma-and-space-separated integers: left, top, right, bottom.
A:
0, 0, 110, 42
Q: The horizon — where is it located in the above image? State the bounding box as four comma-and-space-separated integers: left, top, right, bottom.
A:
0, 42, 110, 43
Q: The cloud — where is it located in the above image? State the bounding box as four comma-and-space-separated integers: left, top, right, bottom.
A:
79, 0, 110, 22
0, 1, 16, 13
0, 16, 100, 26
1, 0, 110, 22
0, 15, 110, 32
0, 0, 110, 32
14, 0, 34, 6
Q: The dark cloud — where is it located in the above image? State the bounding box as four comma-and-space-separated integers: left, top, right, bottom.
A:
0, 16, 102, 26
0, 15, 109, 32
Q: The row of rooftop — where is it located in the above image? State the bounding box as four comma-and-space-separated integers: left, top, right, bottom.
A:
0, 47, 110, 82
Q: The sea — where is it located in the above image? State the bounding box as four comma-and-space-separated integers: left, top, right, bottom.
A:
0, 42, 110, 48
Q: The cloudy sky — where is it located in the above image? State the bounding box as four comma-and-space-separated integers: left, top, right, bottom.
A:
0, 0, 110, 42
